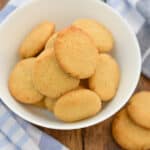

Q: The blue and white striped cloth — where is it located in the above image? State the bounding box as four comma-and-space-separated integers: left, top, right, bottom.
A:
0, 1, 68, 150
0, 101, 68, 150
107, 0, 150, 78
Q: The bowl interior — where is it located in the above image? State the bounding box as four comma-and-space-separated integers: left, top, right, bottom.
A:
0, 0, 141, 129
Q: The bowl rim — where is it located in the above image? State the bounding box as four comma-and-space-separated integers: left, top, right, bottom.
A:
0, 0, 141, 130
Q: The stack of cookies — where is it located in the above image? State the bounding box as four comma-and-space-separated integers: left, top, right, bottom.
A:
8, 19, 120, 122
112, 91, 150, 149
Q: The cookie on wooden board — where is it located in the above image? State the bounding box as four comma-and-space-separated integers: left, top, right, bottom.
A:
127, 91, 150, 129
20, 21, 55, 58
9, 58, 44, 104
54, 26, 98, 79
112, 109, 150, 150
73, 19, 114, 52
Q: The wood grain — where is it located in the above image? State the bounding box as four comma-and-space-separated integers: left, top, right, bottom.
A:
1, 1, 149, 149
0, 0, 8, 9
42, 128, 83, 150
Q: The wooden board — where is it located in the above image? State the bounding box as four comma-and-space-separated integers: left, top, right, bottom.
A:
1, 1, 149, 149
0, 0, 8, 9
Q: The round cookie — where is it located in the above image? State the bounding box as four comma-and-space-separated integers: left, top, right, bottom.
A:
9, 58, 44, 104
20, 21, 55, 58
44, 97, 56, 112
54, 89, 101, 122
112, 109, 150, 150
73, 19, 114, 52
89, 54, 120, 101
45, 32, 58, 49
127, 91, 150, 129
54, 26, 98, 79
32, 49, 79, 98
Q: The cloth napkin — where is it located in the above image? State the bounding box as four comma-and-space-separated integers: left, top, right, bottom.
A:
0, 101, 68, 150
0, 1, 68, 150
107, 0, 150, 78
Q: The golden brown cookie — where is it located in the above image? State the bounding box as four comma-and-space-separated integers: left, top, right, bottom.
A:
54, 89, 101, 122
127, 91, 150, 129
45, 32, 58, 49
44, 97, 56, 112
32, 49, 79, 98
89, 54, 120, 101
73, 19, 114, 52
112, 109, 150, 150
9, 58, 44, 104
54, 26, 98, 79
20, 21, 55, 58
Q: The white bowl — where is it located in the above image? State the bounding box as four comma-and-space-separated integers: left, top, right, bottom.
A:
0, 0, 141, 130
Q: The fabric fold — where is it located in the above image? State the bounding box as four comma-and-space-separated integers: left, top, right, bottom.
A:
107, 0, 150, 78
